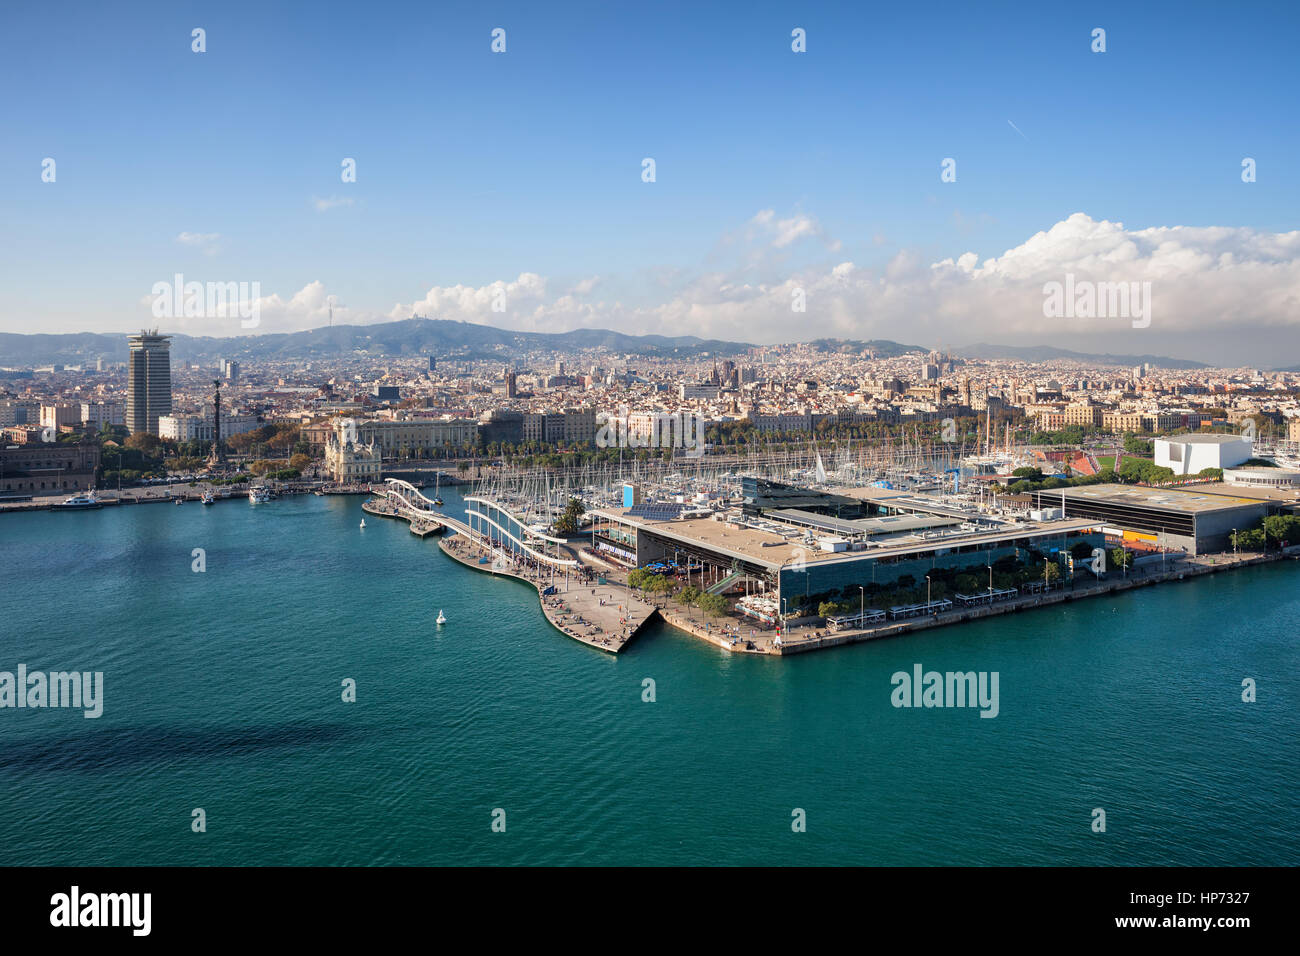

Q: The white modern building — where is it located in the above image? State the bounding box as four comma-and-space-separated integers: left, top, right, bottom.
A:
1223, 467, 1300, 489
158, 412, 259, 441
81, 401, 125, 427
1154, 434, 1252, 476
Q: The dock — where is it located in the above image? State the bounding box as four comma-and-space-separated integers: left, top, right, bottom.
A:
437, 531, 656, 654
361, 497, 444, 537
743, 548, 1294, 655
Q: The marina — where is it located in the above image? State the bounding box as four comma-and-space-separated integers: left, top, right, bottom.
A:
9, 445, 1297, 660
2, 487, 1295, 867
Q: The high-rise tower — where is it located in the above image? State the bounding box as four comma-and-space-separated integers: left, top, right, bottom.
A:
127, 330, 172, 435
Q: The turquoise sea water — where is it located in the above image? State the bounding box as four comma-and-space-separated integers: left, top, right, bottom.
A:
1, 487, 1296, 866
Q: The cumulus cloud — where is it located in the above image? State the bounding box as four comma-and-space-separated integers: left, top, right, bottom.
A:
178, 213, 1300, 361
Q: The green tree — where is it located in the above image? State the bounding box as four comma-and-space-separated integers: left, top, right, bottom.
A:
1262, 515, 1300, 547
698, 593, 729, 617
124, 432, 161, 455
1231, 528, 1266, 551
552, 496, 585, 536
818, 600, 848, 619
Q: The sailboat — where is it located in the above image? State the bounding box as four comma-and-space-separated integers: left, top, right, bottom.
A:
436, 609, 447, 626
359, 517, 366, 529
432, 471, 443, 507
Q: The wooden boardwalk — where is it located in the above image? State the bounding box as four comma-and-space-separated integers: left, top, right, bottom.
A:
437, 532, 656, 654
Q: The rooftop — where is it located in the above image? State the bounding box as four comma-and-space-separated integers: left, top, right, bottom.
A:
1047, 483, 1266, 513
1157, 433, 1250, 444
591, 506, 1102, 570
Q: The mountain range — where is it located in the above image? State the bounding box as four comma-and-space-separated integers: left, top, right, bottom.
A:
0, 319, 1242, 371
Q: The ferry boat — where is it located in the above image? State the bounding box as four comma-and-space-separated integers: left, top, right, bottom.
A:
201, 491, 215, 505
248, 486, 272, 504
52, 493, 101, 510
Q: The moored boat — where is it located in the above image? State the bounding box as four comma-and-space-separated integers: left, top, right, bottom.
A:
52, 493, 101, 511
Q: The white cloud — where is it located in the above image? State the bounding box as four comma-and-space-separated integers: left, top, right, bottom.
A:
745, 208, 842, 251
175, 214, 1300, 357
175, 232, 221, 256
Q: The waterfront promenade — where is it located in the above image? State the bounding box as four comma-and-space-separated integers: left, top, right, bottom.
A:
596, 547, 1296, 656
437, 530, 656, 654
361, 496, 443, 537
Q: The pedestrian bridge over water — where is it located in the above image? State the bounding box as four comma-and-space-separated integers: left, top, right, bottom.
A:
375, 481, 578, 569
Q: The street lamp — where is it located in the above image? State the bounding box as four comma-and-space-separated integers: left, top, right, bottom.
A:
926, 574, 932, 606
859, 585, 864, 626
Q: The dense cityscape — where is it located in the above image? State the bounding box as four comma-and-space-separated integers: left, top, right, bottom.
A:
4, 317, 1299, 496
1, 0, 1295, 915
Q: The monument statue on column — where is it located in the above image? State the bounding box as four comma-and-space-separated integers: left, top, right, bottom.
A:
206, 379, 229, 471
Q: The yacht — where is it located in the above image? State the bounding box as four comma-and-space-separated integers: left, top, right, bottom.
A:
53, 493, 101, 510
436, 609, 447, 626
248, 486, 272, 504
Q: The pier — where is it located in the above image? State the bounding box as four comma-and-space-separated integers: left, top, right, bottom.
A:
738, 548, 1293, 655
362, 482, 445, 537
363, 483, 656, 653
437, 532, 657, 653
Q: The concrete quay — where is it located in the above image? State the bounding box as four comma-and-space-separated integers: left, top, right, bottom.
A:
587, 547, 1295, 657
437, 532, 656, 654
361, 497, 444, 537
762, 548, 1293, 656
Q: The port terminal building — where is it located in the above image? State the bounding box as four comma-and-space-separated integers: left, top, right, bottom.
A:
1028, 484, 1268, 555
589, 479, 1107, 617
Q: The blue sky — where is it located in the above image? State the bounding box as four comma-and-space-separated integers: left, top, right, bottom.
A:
1, 0, 1297, 362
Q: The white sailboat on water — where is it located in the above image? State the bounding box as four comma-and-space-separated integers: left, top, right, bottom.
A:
436, 609, 447, 626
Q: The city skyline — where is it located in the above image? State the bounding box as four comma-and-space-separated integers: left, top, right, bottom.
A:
2, 1, 1298, 366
